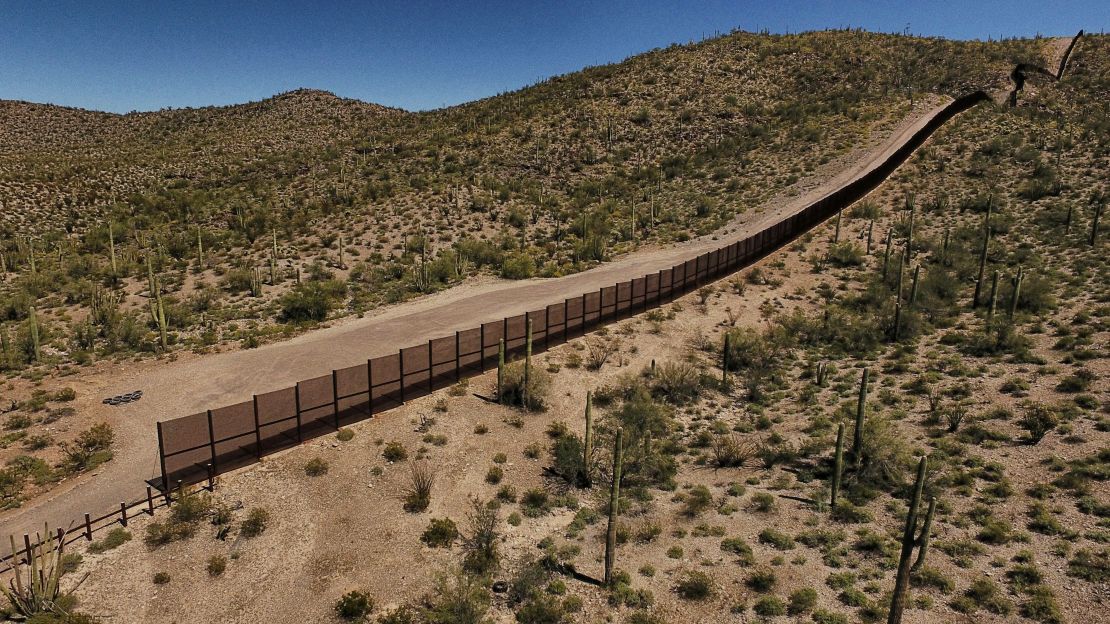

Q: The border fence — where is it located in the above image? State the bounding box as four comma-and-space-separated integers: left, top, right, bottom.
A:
155, 90, 991, 493
0, 89, 995, 567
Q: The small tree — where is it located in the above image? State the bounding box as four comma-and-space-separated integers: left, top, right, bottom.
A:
462, 498, 499, 575
1019, 402, 1058, 444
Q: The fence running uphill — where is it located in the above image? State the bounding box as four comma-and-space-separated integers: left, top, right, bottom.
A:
155, 90, 991, 493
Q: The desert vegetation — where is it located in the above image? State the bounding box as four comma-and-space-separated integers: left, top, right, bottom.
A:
0, 27, 1105, 624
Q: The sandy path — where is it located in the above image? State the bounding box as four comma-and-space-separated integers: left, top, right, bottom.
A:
0, 95, 956, 540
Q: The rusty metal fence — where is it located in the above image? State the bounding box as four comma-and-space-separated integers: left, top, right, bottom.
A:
0, 90, 991, 566
155, 90, 991, 493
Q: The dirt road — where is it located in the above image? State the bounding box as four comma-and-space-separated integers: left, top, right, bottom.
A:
0, 95, 956, 540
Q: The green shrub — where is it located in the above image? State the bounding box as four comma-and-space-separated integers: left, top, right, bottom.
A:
759, 528, 795, 550
383, 441, 408, 462
551, 434, 588, 487
304, 458, 329, 476
336, 428, 354, 442
787, 587, 818, 614
674, 571, 714, 600
911, 566, 954, 593
144, 489, 213, 547
403, 462, 435, 513
682, 485, 713, 516
279, 281, 342, 323
59, 422, 114, 473
811, 609, 851, 624
498, 361, 552, 411
88, 527, 131, 554
747, 569, 776, 592
1019, 403, 1059, 444
485, 466, 503, 484
206, 555, 227, 577
1021, 585, 1064, 624
954, 577, 1011, 615
335, 590, 374, 620
830, 500, 873, 523
750, 490, 777, 510
421, 518, 459, 548
720, 537, 755, 565
1067, 548, 1108, 582
753, 595, 786, 616
651, 361, 702, 404
239, 507, 270, 537
521, 488, 551, 517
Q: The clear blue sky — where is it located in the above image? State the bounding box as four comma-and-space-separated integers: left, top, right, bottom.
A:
0, 1, 1103, 113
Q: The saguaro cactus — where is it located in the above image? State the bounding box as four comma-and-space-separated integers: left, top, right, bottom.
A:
496, 338, 505, 404
196, 227, 205, 268
866, 219, 874, 254
604, 427, 624, 586
831, 422, 845, 508
0, 326, 10, 368
881, 228, 894, 280
28, 306, 40, 362
583, 391, 593, 483
972, 197, 993, 307
893, 300, 903, 341
911, 496, 937, 572
987, 270, 1000, 321
1091, 199, 1103, 246
523, 318, 533, 409
249, 268, 263, 297
909, 265, 921, 306
895, 252, 905, 299
108, 223, 117, 276
833, 208, 842, 243
904, 194, 915, 261
721, 332, 731, 386
146, 254, 157, 299
1008, 266, 1024, 319
853, 369, 868, 469
941, 227, 950, 265
889, 456, 928, 624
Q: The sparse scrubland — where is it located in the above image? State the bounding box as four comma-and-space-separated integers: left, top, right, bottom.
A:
0, 28, 1106, 624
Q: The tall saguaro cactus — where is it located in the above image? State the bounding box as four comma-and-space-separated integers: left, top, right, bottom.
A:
583, 391, 594, 484
108, 223, 118, 276
721, 332, 731, 387
973, 197, 993, 307
987, 270, 1000, 321
523, 318, 533, 409
1091, 198, 1103, 246
904, 193, 915, 261
909, 265, 922, 306
831, 422, 845, 508
881, 228, 894, 280
853, 369, 869, 469
1008, 266, 1024, 319
911, 496, 938, 572
604, 428, 624, 587
28, 306, 41, 362
496, 338, 505, 404
889, 456, 928, 624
